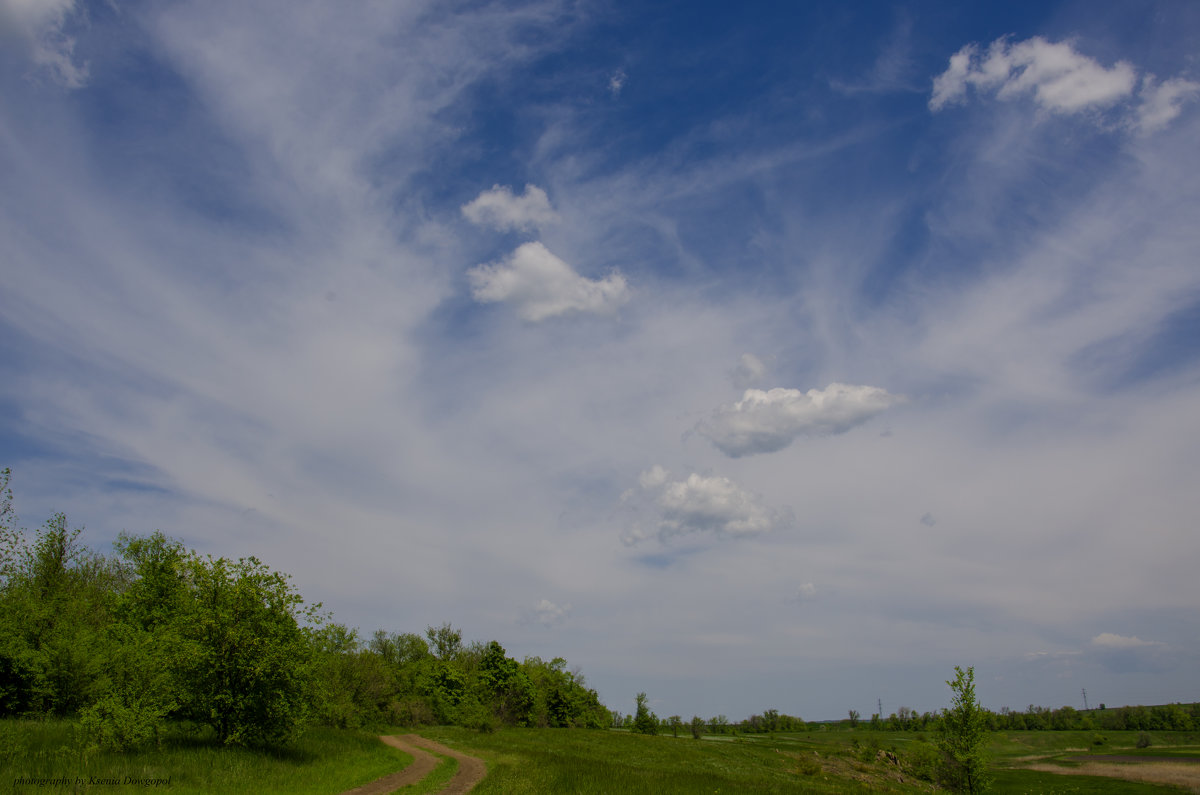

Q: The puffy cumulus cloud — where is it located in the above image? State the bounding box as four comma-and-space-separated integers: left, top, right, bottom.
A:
930, 37, 1136, 114
696, 383, 900, 458
524, 598, 572, 628
0, 0, 87, 87
622, 467, 792, 544
1091, 632, 1163, 649
467, 241, 629, 321
930, 36, 1200, 135
461, 184, 558, 233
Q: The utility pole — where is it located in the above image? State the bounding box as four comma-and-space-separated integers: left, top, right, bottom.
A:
878, 698, 883, 719
1082, 688, 1089, 711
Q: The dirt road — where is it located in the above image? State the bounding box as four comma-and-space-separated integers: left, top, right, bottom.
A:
340, 734, 487, 795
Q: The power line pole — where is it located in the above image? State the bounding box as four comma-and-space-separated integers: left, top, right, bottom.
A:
878, 698, 883, 719
1082, 688, 1089, 711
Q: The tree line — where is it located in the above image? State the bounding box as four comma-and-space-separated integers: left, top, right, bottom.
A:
845, 701, 1200, 734
0, 469, 608, 749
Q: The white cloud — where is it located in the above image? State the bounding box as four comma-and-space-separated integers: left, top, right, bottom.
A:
0, 0, 88, 87
1091, 632, 1163, 649
1133, 76, 1200, 135
525, 598, 572, 628
794, 582, 817, 602
729, 352, 768, 390
931, 37, 1136, 115
696, 383, 900, 457
462, 184, 558, 233
609, 69, 626, 96
623, 467, 792, 544
467, 241, 629, 321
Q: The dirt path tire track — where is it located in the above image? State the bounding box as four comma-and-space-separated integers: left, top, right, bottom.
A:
339, 734, 486, 795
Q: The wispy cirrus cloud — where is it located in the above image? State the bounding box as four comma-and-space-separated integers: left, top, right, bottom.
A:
0, 0, 87, 87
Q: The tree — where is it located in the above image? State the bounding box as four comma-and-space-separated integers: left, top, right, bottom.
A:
937, 666, 991, 793
690, 715, 705, 738
848, 709, 860, 728
172, 553, 322, 745
668, 714, 682, 737
633, 692, 658, 735
426, 622, 463, 661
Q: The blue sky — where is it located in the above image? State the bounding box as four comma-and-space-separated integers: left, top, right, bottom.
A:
2, 0, 1199, 721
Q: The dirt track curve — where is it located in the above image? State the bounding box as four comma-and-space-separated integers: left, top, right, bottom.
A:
340, 734, 486, 795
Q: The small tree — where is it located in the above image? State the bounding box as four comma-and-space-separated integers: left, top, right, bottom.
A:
633, 692, 658, 735
937, 666, 991, 793
848, 709, 860, 728
668, 714, 682, 737
690, 714, 705, 738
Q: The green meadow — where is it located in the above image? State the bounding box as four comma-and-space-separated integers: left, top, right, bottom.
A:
7, 720, 1198, 793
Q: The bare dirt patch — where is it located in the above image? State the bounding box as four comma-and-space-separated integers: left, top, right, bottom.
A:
1027, 760, 1200, 793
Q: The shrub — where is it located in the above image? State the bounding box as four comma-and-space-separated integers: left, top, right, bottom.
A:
1136, 732, 1152, 748
78, 695, 163, 752
905, 740, 946, 784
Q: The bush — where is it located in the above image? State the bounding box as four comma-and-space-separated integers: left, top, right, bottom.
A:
905, 740, 946, 784
1136, 732, 1152, 748
78, 695, 163, 752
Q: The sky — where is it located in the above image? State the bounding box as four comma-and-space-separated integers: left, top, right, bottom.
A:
2, 0, 1199, 722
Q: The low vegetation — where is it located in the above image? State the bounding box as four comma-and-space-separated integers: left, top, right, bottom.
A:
3, 467, 1198, 793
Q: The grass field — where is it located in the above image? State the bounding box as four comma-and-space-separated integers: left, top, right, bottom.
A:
1, 719, 410, 794
4, 719, 1198, 793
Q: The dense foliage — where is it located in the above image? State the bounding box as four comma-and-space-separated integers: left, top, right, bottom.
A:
0, 470, 607, 748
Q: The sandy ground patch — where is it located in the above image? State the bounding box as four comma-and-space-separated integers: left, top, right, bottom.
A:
1027, 760, 1200, 793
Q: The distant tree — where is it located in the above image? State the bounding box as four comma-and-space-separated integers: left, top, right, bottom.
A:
690, 715, 705, 739
426, 622, 463, 661
937, 666, 991, 794
668, 714, 682, 737
0, 468, 16, 583
848, 709, 860, 728
633, 692, 658, 735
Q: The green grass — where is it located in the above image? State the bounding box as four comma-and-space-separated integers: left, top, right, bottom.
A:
1, 719, 412, 794
398, 753, 457, 794
6, 719, 1197, 794
410, 726, 915, 793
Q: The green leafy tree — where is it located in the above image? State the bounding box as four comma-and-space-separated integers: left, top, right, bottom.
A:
848, 709, 860, 728
668, 714, 682, 737
0, 512, 118, 716
426, 622, 463, 661
633, 691, 658, 735
171, 553, 321, 745
937, 666, 991, 793
690, 715, 705, 738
